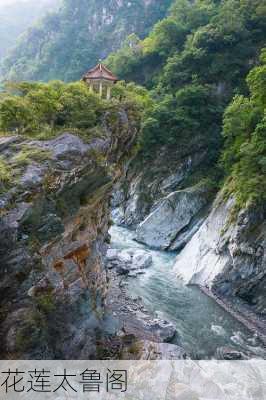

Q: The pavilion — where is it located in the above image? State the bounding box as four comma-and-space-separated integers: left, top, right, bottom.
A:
82, 63, 118, 100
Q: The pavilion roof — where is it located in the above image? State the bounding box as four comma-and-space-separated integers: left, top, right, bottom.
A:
82, 63, 118, 82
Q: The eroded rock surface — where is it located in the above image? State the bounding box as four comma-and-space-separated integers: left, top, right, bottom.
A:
111, 145, 215, 251
135, 185, 211, 250
174, 195, 266, 318
113, 141, 209, 218
0, 108, 138, 359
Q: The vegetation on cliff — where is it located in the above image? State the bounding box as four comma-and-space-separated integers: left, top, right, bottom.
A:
0, 80, 149, 139
222, 49, 266, 206
0, 81, 104, 137
1, 0, 265, 208
106, 0, 266, 204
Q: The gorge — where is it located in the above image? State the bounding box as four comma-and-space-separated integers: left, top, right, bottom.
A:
108, 225, 266, 359
0, 0, 265, 360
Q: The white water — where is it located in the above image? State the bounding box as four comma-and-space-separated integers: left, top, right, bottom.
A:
110, 225, 265, 359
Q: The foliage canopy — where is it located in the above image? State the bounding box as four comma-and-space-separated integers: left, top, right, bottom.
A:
222, 50, 266, 206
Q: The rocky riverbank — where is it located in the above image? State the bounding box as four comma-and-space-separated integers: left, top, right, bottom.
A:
105, 225, 266, 360
112, 157, 265, 339
199, 286, 266, 347
105, 245, 187, 360
106, 271, 187, 360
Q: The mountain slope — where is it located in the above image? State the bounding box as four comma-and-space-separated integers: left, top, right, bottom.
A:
108, 0, 266, 323
1, 0, 173, 82
110, 0, 265, 225
0, 0, 58, 61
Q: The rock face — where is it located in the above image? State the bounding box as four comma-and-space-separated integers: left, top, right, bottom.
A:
111, 143, 216, 252
0, 109, 138, 359
112, 147, 209, 229
174, 195, 266, 316
135, 185, 210, 250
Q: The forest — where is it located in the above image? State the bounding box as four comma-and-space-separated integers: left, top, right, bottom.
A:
1, 0, 172, 82
1, 0, 266, 206
106, 0, 266, 206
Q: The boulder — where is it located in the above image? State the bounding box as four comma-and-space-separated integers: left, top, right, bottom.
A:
147, 319, 177, 342
139, 340, 187, 360
106, 248, 120, 261
216, 346, 248, 360
132, 250, 152, 269
117, 249, 132, 265
106, 247, 153, 275
20, 164, 47, 190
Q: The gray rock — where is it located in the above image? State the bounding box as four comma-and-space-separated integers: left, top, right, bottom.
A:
169, 217, 205, 251
132, 250, 152, 269
106, 247, 153, 275
111, 185, 126, 208
111, 206, 125, 225
128, 272, 138, 278
33, 133, 90, 161
111, 148, 208, 228
20, 164, 47, 189
216, 347, 248, 360
124, 193, 142, 226
147, 319, 177, 342
136, 185, 210, 250
139, 340, 186, 360
117, 249, 132, 265
0, 103, 138, 359
174, 197, 235, 285
174, 193, 266, 323
106, 248, 120, 261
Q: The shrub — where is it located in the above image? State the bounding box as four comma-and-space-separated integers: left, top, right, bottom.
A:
0, 157, 13, 192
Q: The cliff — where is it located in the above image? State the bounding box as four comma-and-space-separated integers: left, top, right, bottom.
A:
0, 107, 138, 359
174, 196, 266, 319
112, 142, 216, 251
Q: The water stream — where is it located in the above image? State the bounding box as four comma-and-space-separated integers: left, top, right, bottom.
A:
109, 225, 265, 359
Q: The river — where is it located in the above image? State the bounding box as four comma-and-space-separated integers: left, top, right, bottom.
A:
109, 225, 265, 359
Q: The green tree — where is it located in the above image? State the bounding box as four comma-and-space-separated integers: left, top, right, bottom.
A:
221, 48, 266, 205
0, 81, 103, 135
0, 96, 36, 134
